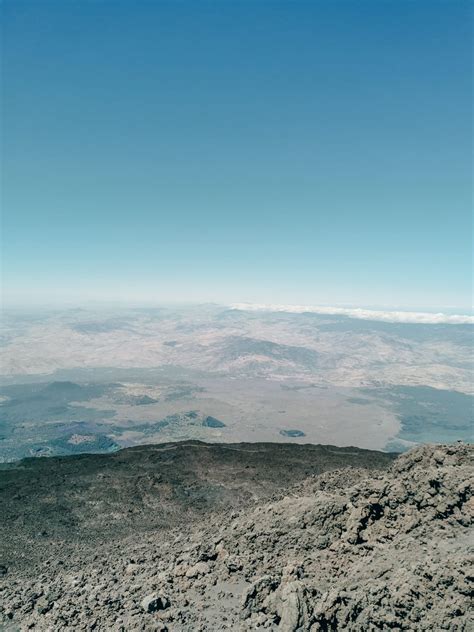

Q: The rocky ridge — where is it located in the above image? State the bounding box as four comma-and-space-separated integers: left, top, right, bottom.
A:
0, 443, 472, 631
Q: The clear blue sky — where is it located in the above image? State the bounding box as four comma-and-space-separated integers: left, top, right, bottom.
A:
2, 1, 472, 309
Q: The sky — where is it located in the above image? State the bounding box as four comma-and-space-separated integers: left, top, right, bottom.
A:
2, 0, 472, 310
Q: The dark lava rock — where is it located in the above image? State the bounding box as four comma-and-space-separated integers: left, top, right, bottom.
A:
280, 429, 306, 438
141, 593, 170, 613
133, 395, 158, 405
202, 416, 226, 428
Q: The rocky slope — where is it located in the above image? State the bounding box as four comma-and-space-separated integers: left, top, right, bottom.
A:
0, 442, 472, 631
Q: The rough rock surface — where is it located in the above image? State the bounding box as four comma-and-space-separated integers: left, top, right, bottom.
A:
0, 443, 472, 630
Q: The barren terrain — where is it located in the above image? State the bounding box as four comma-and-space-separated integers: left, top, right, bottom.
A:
1, 306, 472, 461
0, 441, 471, 630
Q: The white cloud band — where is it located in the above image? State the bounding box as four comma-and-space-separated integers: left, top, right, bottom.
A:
229, 303, 474, 325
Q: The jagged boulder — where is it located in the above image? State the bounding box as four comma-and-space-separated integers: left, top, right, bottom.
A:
141, 593, 170, 613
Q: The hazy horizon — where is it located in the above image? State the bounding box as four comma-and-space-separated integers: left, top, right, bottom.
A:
2, 299, 473, 323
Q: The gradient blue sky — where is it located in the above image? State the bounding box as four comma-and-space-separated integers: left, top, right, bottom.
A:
2, 1, 472, 309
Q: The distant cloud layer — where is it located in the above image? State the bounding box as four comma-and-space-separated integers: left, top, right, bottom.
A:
230, 303, 474, 325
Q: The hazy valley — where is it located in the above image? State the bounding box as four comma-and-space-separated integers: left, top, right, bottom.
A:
0, 305, 472, 461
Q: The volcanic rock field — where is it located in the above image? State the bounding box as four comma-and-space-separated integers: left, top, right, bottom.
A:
0, 441, 472, 631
